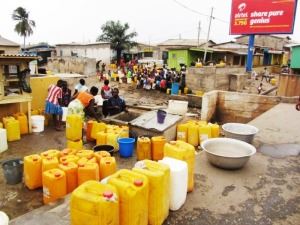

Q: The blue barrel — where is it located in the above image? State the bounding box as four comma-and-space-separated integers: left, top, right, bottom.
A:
118, 138, 135, 158
171, 83, 179, 95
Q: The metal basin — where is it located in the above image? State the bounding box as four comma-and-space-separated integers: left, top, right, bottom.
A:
201, 138, 256, 169
222, 123, 259, 144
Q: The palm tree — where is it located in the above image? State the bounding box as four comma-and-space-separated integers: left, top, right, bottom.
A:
12, 7, 36, 49
97, 20, 137, 64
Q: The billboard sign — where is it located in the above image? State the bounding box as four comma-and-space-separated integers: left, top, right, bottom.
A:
230, 0, 298, 35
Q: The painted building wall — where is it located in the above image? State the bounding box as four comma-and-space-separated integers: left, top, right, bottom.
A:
167, 50, 188, 70
56, 44, 112, 63
0, 46, 20, 54
291, 46, 300, 69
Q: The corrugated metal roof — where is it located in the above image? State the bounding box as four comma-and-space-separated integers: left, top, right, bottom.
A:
158, 39, 211, 47
0, 54, 38, 59
55, 41, 110, 47
0, 36, 20, 47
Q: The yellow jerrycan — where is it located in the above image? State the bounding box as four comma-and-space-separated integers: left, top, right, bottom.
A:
41, 149, 61, 159
164, 140, 195, 192
187, 122, 199, 146
209, 123, 220, 138
151, 136, 166, 161
42, 157, 59, 173
76, 150, 94, 158
99, 157, 117, 180
71, 180, 119, 225
119, 126, 129, 138
108, 169, 149, 225
133, 160, 170, 225
136, 136, 151, 161
60, 155, 80, 164
94, 150, 111, 163
24, 154, 42, 190
96, 131, 107, 145
42, 168, 67, 204
60, 148, 78, 157
67, 139, 83, 150
86, 120, 95, 142
59, 162, 78, 193
77, 163, 100, 185
13, 112, 28, 135
66, 114, 82, 141
91, 122, 106, 139
176, 123, 188, 142
198, 124, 212, 144
107, 132, 119, 151
77, 156, 97, 165
3, 117, 20, 142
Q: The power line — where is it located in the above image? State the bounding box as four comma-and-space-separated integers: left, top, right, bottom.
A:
172, 0, 229, 24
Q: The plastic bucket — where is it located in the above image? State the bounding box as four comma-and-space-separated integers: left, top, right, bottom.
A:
93, 145, 114, 156
62, 107, 68, 122
31, 115, 45, 132
2, 158, 23, 185
157, 110, 167, 124
171, 83, 179, 95
118, 138, 135, 158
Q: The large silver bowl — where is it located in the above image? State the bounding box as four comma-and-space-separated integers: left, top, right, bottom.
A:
201, 138, 256, 169
222, 123, 259, 144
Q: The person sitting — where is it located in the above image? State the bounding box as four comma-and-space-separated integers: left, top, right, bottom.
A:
68, 86, 101, 122
101, 79, 112, 100
102, 88, 127, 117
73, 79, 88, 97
257, 83, 264, 94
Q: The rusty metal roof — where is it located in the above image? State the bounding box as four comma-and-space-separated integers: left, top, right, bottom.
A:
0, 54, 38, 60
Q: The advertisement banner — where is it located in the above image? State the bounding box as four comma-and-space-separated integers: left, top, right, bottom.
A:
230, 0, 298, 34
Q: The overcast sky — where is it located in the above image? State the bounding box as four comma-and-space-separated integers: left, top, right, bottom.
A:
0, 0, 299, 46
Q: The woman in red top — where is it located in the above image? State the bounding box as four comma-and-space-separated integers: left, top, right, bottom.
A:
68, 86, 100, 122
45, 80, 63, 130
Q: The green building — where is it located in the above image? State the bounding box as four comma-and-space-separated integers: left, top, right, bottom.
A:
291, 44, 300, 70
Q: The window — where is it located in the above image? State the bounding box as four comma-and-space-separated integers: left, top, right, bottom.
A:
144, 52, 153, 57
233, 56, 240, 65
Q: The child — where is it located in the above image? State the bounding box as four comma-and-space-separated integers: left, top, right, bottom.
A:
257, 83, 263, 94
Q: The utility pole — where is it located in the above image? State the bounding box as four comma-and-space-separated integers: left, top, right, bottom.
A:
197, 20, 201, 47
203, 7, 214, 64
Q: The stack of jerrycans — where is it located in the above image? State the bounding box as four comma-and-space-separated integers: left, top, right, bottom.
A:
108, 169, 149, 225
164, 140, 195, 192
133, 160, 170, 225
71, 180, 119, 225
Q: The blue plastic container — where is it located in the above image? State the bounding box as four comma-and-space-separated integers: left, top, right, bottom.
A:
118, 138, 135, 158
171, 83, 179, 95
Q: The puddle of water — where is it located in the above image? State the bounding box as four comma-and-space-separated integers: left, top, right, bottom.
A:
258, 144, 300, 158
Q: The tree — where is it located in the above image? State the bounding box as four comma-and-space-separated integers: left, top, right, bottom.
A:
12, 7, 35, 49
97, 20, 137, 64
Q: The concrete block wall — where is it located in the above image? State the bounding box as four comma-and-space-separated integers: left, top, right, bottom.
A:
47, 57, 96, 76
201, 90, 298, 123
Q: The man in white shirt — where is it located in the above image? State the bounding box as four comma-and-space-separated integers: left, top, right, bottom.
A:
73, 79, 88, 97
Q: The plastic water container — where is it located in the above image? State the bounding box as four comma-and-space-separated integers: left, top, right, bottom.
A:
176, 123, 188, 142
59, 162, 78, 193
198, 125, 212, 144
42, 157, 59, 173
86, 120, 95, 142
209, 123, 220, 138
137, 137, 151, 161
60, 148, 78, 157
157, 110, 167, 124
167, 100, 188, 115
60, 155, 79, 164
3, 117, 20, 142
187, 122, 199, 146
118, 138, 135, 158
77, 163, 99, 185
0, 128, 8, 153
108, 169, 149, 225
91, 122, 106, 139
0, 211, 9, 225
42, 168, 67, 204
77, 156, 97, 165
133, 160, 170, 225
71, 181, 119, 225
76, 150, 94, 158
67, 139, 83, 150
40, 149, 61, 159
164, 140, 196, 192
13, 113, 28, 135
31, 115, 45, 133
24, 154, 42, 189
93, 150, 112, 162
159, 157, 188, 211
66, 114, 83, 141
171, 82, 179, 95
151, 136, 166, 161
107, 132, 119, 151
96, 131, 107, 145
99, 157, 117, 180
62, 107, 68, 122
2, 158, 23, 185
